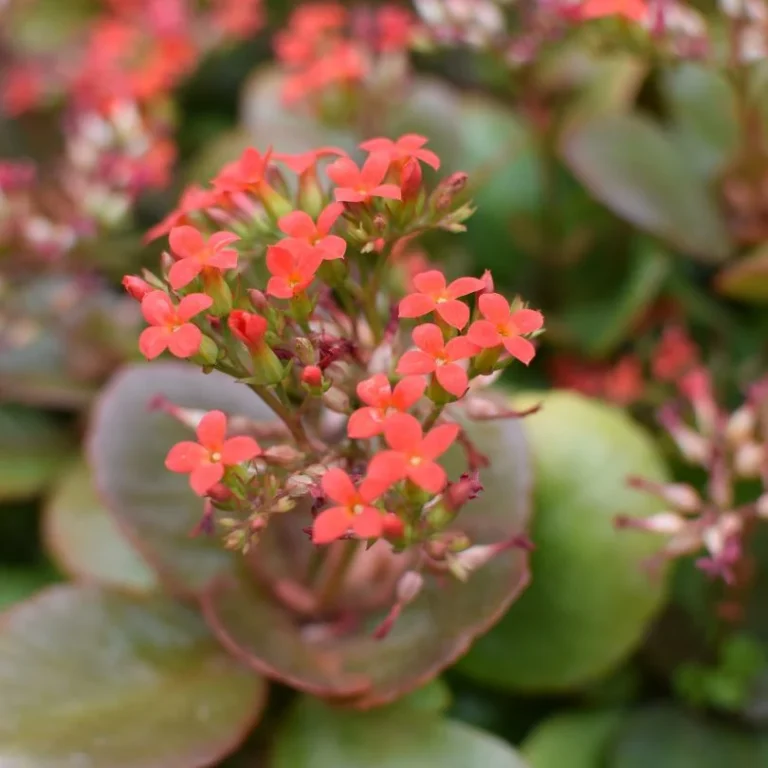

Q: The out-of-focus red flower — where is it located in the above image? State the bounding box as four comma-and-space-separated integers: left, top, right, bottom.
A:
359, 134, 440, 171
348, 374, 427, 438
167, 226, 240, 289
123, 275, 154, 301
1, 66, 44, 116
399, 270, 484, 329
211, 0, 264, 38
165, 410, 261, 496
266, 240, 323, 299
145, 185, 219, 243
213, 148, 272, 195
468, 293, 544, 365
278, 203, 346, 261
578, 0, 647, 21
139, 290, 211, 359
652, 325, 699, 382
327, 153, 401, 203
368, 413, 460, 493
313, 467, 385, 543
375, 5, 414, 52
397, 323, 478, 397
275, 147, 345, 176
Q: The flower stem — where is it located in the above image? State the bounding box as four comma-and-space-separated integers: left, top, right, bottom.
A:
314, 539, 360, 611
422, 403, 445, 432
249, 383, 310, 450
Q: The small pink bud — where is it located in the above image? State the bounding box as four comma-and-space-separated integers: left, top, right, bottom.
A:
734, 442, 764, 478
396, 571, 424, 603
726, 405, 756, 446
264, 444, 304, 466
627, 476, 700, 513
382, 513, 405, 539
400, 157, 422, 201
301, 365, 323, 388
480, 269, 494, 294
658, 405, 710, 464
248, 289, 269, 311
678, 368, 718, 435
756, 493, 768, 519
616, 512, 687, 535
122, 275, 152, 301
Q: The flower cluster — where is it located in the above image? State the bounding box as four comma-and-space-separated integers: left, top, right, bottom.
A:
128, 134, 543, 630
274, 2, 414, 110
618, 368, 768, 591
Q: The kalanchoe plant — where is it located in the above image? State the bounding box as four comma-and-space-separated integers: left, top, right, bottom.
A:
100, 134, 543, 707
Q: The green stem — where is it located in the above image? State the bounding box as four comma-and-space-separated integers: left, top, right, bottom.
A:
422, 403, 445, 432
249, 384, 310, 450
314, 539, 360, 610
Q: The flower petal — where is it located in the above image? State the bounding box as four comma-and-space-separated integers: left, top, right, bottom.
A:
347, 407, 384, 439
168, 258, 202, 290
383, 413, 422, 452
511, 308, 544, 334
189, 462, 224, 496
412, 323, 445, 355
220, 436, 262, 465
407, 460, 447, 494
266, 277, 294, 299
321, 467, 358, 506
141, 290, 173, 326
503, 335, 537, 365
445, 335, 479, 361
435, 363, 468, 397
478, 292, 511, 324
361, 151, 390, 187
326, 157, 359, 187
317, 202, 344, 233
177, 293, 213, 321
334, 188, 366, 203
165, 441, 208, 472
467, 320, 502, 349
167, 323, 202, 358
370, 183, 402, 200
359, 137, 393, 153
138, 326, 169, 359
169, 225, 205, 260
365, 451, 408, 492
391, 375, 427, 410
206, 248, 239, 271
318, 235, 346, 260
196, 410, 227, 449
312, 506, 352, 544
351, 507, 383, 539
266, 244, 294, 278
398, 293, 436, 319
412, 270, 446, 296
208, 231, 241, 250
397, 349, 435, 376
356, 373, 391, 407
415, 147, 441, 170
278, 210, 315, 239
436, 299, 469, 330
421, 422, 461, 460
447, 276, 485, 299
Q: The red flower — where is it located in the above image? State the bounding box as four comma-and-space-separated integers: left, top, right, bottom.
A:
165, 410, 262, 496
399, 269, 484, 329
145, 185, 219, 243
579, 0, 647, 21
266, 240, 323, 299
359, 134, 440, 170
312, 467, 386, 544
213, 147, 272, 194
467, 293, 544, 365
228, 310, 267, 349
397, 324, 478, 397
139, 290, 212, 360
278, 203, 346, 261
327, 152, 401, 203
275, 147, 345, 176
122, 275, 153, 301
368, 413, 460, 494
167, 226, 240, 289
348, 374, 426, 438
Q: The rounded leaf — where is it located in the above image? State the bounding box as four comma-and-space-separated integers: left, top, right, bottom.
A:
522, 709, 625, 768
44, 460, 158, 592
271, 695, 529, 768
202, 411, 532, 707
0, 406, 73, 501
561, 112, 731, 262
0, 585, 266, 768
88, 363, 277, 593
458, 391, 669, 692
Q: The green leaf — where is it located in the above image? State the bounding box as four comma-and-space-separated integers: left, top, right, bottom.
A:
0, 567, 58, 611
270, 696, 529, 768
715, 243, 768, 303
609, 706, 761, 767
88, 363, 277, 593
0, 585, 266, 767
44, 460, 159, 592
522, 709, 625, 768
0, 406, 73, 501
202, 407, 532, 706
458, 391, 670, 693
661, 63, 738, 181
560, 112, 732, 262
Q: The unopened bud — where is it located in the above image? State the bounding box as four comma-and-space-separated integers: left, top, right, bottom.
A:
301, 365, 324, 390
726, 405, 756, 446
616, 511, 686, 535
734, 442, 764, 478
627, 476, 701, 513
658, 405, 710, 464
756, 493, 768, 519
247, 289, 269, 311
396, 571, 424, 603
285, 473, 314, 497
192, 335, 219, 366
271, 496, 297, 513
400, 157, 422, 202
161, 251, 174, 273
294, 337, 316, 366
122, 275, 152, 301
264, 444, 304, 466
322, 386, 349, 413
480, 269, 494, 293
449, 540, 512, 581
382, 513, 405, 539
678, 368, 718, 435
444, 471, 484, 511
148, 396, 206, 429
206, 483, 233, 504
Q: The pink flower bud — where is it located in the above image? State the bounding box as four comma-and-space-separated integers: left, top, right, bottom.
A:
616, 512, 687, 535
678, 368, 718, 435
396, 571, 424, 603
658, 405, 710, 464
756, 493, 768, 519
400, 157, 422, 201
228, 310, 267, 350
734, 442, 764, 478
122, 275, 153, 301
480, 269, 494, 294
301, 365, 323, 388
726, 405, 756, 446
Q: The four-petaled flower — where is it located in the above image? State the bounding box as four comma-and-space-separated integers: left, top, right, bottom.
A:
368, 413, 460, 493
579, 0, 647, 21
327, 152, 402, 203
399, 270, 485, 329
213, 147, 272, 194
167, 226, 240, 289
359, 134, 440, 170
275, 147, 345, 176
139, 290, 212, 360
348, 374, 426, 438
165, 410, 262, 496
313, 468, 386, 544
467, 293, 544, 365
266, 240, 323, 299
278, 203, 347, 261
397, 323, 478, 397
